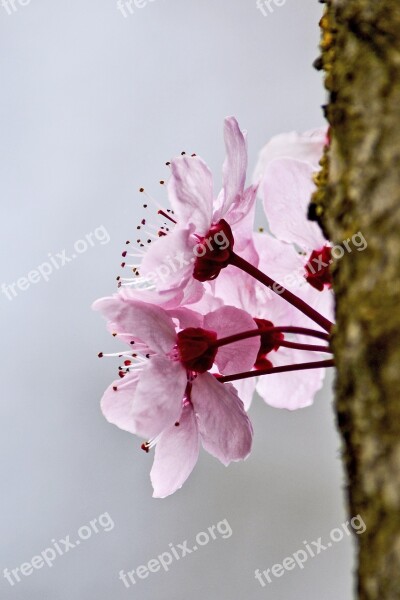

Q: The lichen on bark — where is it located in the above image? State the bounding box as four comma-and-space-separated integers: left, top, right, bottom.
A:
310, 1, 400, 598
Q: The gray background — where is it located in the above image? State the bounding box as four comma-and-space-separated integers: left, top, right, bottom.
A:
0, 1, 354, 598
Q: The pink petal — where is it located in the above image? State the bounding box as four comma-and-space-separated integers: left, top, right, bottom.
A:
278, 279, 334, 332
203, 305, 259, 375
191, 373, 253, 465
93, 296, 177, 355
232, 378, 257, 411
253, 128, 327, 182
255, 231, 305, 284
212, 266, 256, 315
256, 347, 326, 410
254, 231, 334, 328
218, 116, 248, 217
150, 403, 200, 498
168, 156, 214, 235
166, 307, 204, 329
224, 183, 258, 230
188, 290, 224, 315
261, 158, 326, 250
225, 185, 258, 239
100, 372, 140, 434
132, 357, 187, 439
140, 226, 196, 291
117, 286, 193, 311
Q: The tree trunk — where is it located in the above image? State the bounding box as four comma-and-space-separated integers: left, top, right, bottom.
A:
311, 1, 400, 598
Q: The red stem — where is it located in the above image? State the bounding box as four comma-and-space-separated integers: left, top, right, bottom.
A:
213, 326, 330, 349
229, 252, 333, 333
278, 340, 331, 353
217, 359, 335, 384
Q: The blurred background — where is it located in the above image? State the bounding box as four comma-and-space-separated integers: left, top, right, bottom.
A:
0, 1, 353, 598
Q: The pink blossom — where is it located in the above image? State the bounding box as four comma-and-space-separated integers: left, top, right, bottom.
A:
93, 297, 259, 497
139, 117, 258, 303
254, 128, 334, 314
93, 120, 336, 497
210, 236, 330, 411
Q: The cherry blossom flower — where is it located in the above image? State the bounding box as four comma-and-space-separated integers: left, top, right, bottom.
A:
138, 116, 258, 304
211, 234, 331, 410
93, 119, 336, 498
93, 297, 260, 497
254, 128, 334, 314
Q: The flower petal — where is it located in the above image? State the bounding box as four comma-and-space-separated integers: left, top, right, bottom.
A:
93, 296, 177, 355
168, 156, 214, 235
253, 231, 334, 329
100, 372, 140, 434
132, 357, 187, 439
191, 373, 253, 465
203, 305, 259, 375
150, 403, 200, 498
232, 377, 257, 412
261, 157, 326, 250
253, 128, 327, 183
256, 347, 326, 410
224, 183, 258, 231
218, 116, 248, 217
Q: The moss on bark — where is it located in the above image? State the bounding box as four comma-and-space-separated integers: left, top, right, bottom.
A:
310, 1, 400, 598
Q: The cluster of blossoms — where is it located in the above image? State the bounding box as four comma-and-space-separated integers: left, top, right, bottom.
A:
93, 117, 334, 498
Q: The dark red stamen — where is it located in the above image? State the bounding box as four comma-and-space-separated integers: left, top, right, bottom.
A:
158, 209, 177, 224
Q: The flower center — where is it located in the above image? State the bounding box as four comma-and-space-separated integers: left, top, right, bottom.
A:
176, 327, 218, 373
193, 219, 234, 282
253, 318, 284, 370
304, 245, 333, 291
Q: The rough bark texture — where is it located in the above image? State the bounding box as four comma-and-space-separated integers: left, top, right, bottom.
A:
310, 1, 400, 598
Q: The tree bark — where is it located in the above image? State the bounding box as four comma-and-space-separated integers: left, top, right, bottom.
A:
311, 2, 400, 598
